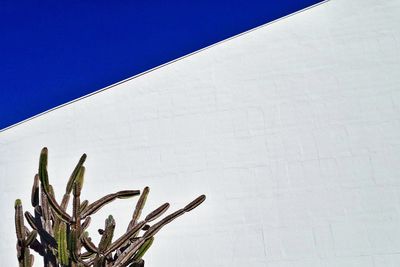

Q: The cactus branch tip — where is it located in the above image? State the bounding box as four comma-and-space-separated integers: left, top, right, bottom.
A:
15, 199, 22, 207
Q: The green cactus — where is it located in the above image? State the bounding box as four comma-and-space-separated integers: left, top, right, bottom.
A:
14, 147, 206, 266
14, 199, 36, 267
133, 237, 154, 263
57, 222, 69, 266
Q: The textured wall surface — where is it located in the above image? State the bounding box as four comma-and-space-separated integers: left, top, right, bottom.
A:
1, 0, 400, 266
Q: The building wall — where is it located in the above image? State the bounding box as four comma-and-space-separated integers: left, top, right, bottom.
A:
1, 0, 400, 266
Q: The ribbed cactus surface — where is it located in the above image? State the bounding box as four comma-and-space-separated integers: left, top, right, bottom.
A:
14, 148, 206, 267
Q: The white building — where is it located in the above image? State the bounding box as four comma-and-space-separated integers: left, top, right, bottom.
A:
1, 0, 400, 266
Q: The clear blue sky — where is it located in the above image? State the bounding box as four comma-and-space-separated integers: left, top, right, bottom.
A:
0, 0, 322, 130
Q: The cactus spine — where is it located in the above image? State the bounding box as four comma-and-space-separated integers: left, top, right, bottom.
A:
14, 148, 205, 266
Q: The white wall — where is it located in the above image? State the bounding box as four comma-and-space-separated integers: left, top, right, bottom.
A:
1, 0, 400, 266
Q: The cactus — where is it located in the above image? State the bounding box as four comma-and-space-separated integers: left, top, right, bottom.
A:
15, 199, 36, 267
14, 148, 206, 266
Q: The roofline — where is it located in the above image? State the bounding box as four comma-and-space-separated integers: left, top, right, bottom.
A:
1, 0, 329, 133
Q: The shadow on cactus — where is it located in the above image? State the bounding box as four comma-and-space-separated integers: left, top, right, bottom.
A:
14, 148, 206, 267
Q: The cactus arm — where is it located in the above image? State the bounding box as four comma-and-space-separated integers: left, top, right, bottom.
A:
104, 202, 168, 256
144, 203, 170, 222
23, 248, 32, 267
15, 199, 25, 241
67, 154, 87, 195
61, 153, 87, 211
103, 221, 146, 256
98, 216, 115, 252
81, 251, 95, 260
143, 195, 206, 239
81, 217, 91, 232
14, 199, 35, 267
81, 233, 98, 254
38, 148, 50, 191
28, 172, 57, 265
112, 238, 146, 267
94, 215, 115, 267
40, 189, 52, 231
57, 222, 69, 266
25, 230, 38, 246
127, 187, 149, 231
24, 211, 58, 249
54, 222, 60, 264
37, 192, 58, 267
70, 228, 83, 264
24, 211, 40, 231
81, 190, 140, 218
80, 200, 89, 213
143, 209, 185, 240
71, 166, 85, 265
28, 239, 46, 257
38, 148, 73, 223
132, 237, 154, 262
60, 194, 70, 214
47, 185, 59, 222
23, 226, 46, 257
183, 194, 206, 212
31, 175, 40, 207
45, 187, 73, 223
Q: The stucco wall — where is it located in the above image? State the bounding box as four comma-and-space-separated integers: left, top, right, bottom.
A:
1, 0, 400, 266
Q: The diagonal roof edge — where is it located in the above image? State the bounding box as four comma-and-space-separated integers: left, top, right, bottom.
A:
1, 0, 329, 133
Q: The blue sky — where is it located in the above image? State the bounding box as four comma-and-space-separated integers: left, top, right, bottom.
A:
0, 0, 322, 130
